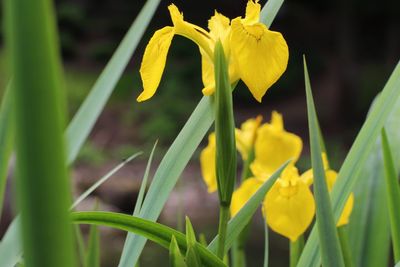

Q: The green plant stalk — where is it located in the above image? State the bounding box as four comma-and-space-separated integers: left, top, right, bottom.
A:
0, 83, 14, 219
214, 40, 236, 259
381, 128, 400, 262
4, 0, 76, 266
337, 226, 354, 267
263, 221, 269, 267
304, 57, 345, 267
290, 236, 304, 267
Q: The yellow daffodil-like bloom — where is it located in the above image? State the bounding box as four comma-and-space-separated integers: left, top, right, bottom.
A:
250, 111, 302, 180
137, 0, 289, 102
200, 133, 217, 193
301, 153, 354, 226
263, 166, 315, 242
230, 166, 315, 242
235, 115, 263, 160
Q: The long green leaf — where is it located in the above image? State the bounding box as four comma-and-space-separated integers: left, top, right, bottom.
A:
381, 128, 400, 262
121, 1, 286, 264
71, 211, 226, 267
303, 57, 344, 267
207, 161, 289, 253
0, 218, 22, 267
65, 0, 161, 163
0, 84, 14, 219
297, 60, 400, 267
5, 0, 76, 265
169, 235, 187, 267
85, 223, 100, 267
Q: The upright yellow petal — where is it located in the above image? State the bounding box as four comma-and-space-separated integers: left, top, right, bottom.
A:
200, 133, 217, 193
230, 178, 263, 217
230, 18, 289, 102
168, 4, 213, 60
263, 166, 315, 242
208, 11, 231, 43
250, 112, 302, 180
235, 115, 263, 160
137, 26, 175, 102
243, 0, 261, 25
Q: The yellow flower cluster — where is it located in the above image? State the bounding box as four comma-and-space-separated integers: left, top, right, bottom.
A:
200, 112, 354, 242
137, 0, 288, 103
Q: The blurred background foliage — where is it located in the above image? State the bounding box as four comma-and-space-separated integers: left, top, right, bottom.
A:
0, 0, 399, 266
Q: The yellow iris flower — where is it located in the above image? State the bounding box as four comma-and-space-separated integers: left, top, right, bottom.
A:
302, 153, 354, 226
250, 111, 303, 181
137, 0, 289, 102
235, 115, 263, 160
230, 166, 315, 242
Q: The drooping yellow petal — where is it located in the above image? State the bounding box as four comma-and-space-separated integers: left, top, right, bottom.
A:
200, 48, 215, 95
263, 166, 315, 242
243, 0, 261, 25
230, 178, 263, 217
250, 112, 302, 180
168, 4, 213, 60
200, 133, 217, 193
230, 18, 289, 102
235, 115, 263, 160
325, 170, 354, 226
137, 26, 175, 102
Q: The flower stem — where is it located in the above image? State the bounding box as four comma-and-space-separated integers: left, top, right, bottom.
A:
217, 204, 230, 259
290, 235, 304, 267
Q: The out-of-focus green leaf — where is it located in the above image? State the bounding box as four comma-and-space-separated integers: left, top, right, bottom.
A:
185, 217, 201, 267
298, 60, 400, 267
85, 224, 99, 267
71, 211, 226, 267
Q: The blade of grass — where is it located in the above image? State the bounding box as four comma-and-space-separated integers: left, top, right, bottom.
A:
118, 141, 157, 267
65, 0, 161, 163
0, 83, 14, 219
0, 218, 22, 267
303, 57, 345, 267
381, 128, 400, 262
85, 223, 100, 267
207, 161, 290, 254
5, 0, 76, 265
263, 221, 269, 267
71, 152, 142, 209
121, 1, 285, 264
71, 211, 226, 267
297, 60, 400, 267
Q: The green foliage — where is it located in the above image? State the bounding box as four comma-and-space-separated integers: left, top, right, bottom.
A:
169, 236, 187, 267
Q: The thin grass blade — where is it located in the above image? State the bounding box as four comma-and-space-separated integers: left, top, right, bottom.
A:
118, 141, 157, 267
303, 57, 344, 267
85, 223, 100, 267
71, 152, 142, 209
121, 1, 285, 264
297, 60, 400, 267
169, 235, 187, 267
71, 211, 226, 267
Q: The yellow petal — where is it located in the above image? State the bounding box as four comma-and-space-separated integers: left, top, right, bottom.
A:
325, 170, 354, 226
168, 4, 213, 60
243, 0, 261, 25
208, 11, 231, 43
263, 176, 315, 242
200, 133, 217, 193
200, 48, 215, 95
250, 112, 302, 180
230, 178, 263, 217
235, 115, 263, 160
230, 18, 289, 102
300, 169, 314, 186
137, 26, 175, 102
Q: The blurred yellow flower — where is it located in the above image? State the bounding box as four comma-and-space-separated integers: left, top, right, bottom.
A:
301, 153, 354, 226
235, 115, 263, 160
230, 166, 315, 242
200, 133, 218, 193
137, 0, 289, 102
250, 111, 303, 181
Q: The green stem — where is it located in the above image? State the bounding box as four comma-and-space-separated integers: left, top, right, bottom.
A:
232, 241, 246, 267
217, 204, 230, 259
337, 226, 354, 267
290, 235, 304, 267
